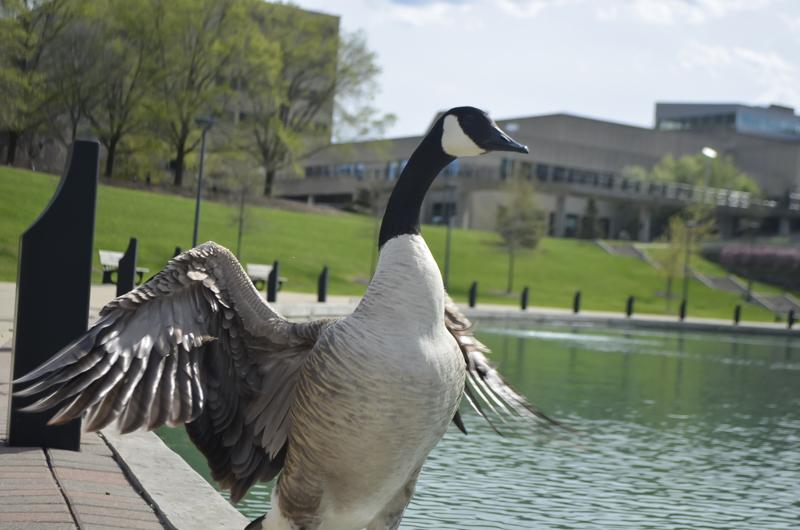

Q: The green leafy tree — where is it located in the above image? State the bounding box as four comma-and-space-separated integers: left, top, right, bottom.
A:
145, 0, 257, 187
625, 153, 759, 194
241, 3, 392, 196
496, 178, 545, 293
84, 0, 155, 178
43, 0, 103, 146
655, 205, 716, 309
0, 0, 75, 165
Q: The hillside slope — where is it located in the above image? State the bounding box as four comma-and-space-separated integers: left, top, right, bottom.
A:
0, 166, 775, 321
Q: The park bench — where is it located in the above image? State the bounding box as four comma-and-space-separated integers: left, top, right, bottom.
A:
99, 249, 150, 285
246, 263, 287, 291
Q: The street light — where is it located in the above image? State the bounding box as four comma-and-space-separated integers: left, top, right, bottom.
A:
701, 146, 717, 200
442, 172, 457, 290
192, 116, 215, 248
701, 146, 718, 160
681, 219, 697, 313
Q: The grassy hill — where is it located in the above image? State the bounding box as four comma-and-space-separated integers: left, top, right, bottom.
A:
0, 166, 777, 321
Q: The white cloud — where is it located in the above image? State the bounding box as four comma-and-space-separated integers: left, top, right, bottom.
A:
496, 0, 576, 18
782, 13, 800, 31
597, 0, 774, 25
383, 1, 477, 27
679, 43, 800, 107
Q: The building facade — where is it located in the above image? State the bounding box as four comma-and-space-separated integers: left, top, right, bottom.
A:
274, 103, 800, 241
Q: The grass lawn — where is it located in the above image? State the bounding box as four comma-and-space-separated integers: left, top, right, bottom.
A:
0, 166, 778, 322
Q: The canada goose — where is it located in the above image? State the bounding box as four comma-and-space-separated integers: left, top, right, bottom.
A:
15, 106, 550, 530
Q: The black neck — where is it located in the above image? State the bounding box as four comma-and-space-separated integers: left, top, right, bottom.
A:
378, 123, 455, 247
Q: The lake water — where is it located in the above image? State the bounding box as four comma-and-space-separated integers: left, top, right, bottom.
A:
157, 323, 800, 529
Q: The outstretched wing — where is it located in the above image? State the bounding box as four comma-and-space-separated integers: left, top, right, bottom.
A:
14, 242, 333, 502
444, 297, 559, 433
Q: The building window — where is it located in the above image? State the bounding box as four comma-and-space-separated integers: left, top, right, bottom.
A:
499, 158, 513, 180
516, 161, 533, 180
442, 159, 460, 177
553, 166, 566, 181
386, 161, 399, 181
536, 164, 550, 181
431, 202, 456, 225
565, 214, 578, 237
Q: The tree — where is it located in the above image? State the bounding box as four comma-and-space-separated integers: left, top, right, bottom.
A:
85, 0, 155, 178
242, 2, 392, 196
0, 0, 75, 165
655, 205, 716, 309
654, 216, 686, 311
206, 154, 262, 259
496, 178, 545, 293
146, 0, 257, 187
624, 153, 759, 194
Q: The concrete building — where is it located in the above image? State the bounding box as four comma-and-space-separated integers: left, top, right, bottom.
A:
273, 103, 800, 241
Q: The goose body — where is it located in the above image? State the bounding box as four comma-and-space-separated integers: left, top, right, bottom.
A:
15, 106, 546, 530
274, 235, 464, 529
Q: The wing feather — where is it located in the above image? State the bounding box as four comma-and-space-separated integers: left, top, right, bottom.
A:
444, 296, 561, 433
14, 242, 329, 503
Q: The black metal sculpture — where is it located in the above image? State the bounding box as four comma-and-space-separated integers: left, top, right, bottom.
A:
267, 260, 280, 302
8, 140, 100, 450
318, 266, 328, 303
116, 237, 138, 297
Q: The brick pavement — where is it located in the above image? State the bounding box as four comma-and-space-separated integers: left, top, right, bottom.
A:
0, 347, 167, 529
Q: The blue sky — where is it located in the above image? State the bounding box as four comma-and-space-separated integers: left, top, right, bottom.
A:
295, 0, 800, 138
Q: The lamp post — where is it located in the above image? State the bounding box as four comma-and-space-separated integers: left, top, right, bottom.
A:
681, 219, 697, 310
443, 175, 457, 290
192, 116, 214, 248
701, 146, 717, 203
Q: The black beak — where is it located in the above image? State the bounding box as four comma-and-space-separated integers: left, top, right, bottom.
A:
481, 125, 529, 154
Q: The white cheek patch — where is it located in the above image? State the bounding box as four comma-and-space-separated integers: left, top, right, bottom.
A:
441, 115, 485, 157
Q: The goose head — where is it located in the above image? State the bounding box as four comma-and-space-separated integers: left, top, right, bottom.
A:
439, 106, 528, 158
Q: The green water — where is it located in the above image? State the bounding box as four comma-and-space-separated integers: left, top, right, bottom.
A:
157, 324, 800, 529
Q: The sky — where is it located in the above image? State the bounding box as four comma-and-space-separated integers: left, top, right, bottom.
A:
293, 0, 800, 139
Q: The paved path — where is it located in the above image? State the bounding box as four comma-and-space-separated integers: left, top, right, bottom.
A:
0, 350, 166, 529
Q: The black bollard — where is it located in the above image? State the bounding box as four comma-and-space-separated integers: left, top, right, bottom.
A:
733, 305, 741, 325
626, 295, 635, 318
9, 140, 100, 450
117, 237, 138, 296
679, 299, 687, 321
520, 286, 529, 311
267, 260, 280, 302
318, 265, 329, 303
789, 309, 796, 329
173, 246, 182, 258
468, 281, 478, 308
573, 291, 581, 314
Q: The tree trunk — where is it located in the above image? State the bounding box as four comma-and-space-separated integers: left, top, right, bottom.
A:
506, 246, 515, 293
5, 130, 19, 165
666, 275, 673, 311
104, 136, 119, 178
263, 167, 275, 197
236, 190, 245, 259
174, 143, 185, 187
